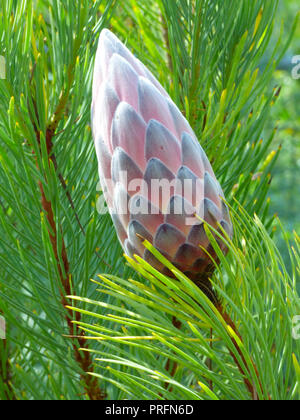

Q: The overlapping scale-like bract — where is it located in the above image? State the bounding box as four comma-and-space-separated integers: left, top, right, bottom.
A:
92, 29, 232, 279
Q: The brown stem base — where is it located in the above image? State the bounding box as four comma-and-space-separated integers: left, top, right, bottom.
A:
216, 304, 264, 400
163, 316, 182, 393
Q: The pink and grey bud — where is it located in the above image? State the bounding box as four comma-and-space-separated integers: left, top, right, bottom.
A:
92, 29, 232, 279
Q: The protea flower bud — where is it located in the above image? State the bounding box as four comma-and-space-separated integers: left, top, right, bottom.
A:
92, 29, 232, 282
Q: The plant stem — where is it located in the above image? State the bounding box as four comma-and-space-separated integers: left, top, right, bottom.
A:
196, 270, 263, 399
0, 323, 15, 400
37, 129, 105, 400
216, 303, 263, 400
164, 316, 182, 391
28, 84, 106, 399
207, 328, 213, 392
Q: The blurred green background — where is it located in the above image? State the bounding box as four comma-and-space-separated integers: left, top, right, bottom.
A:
269, 0, 299, 265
